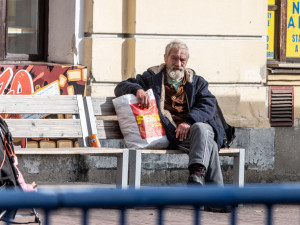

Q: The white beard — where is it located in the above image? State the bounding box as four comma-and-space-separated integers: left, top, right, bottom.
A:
167, 66, 185, 81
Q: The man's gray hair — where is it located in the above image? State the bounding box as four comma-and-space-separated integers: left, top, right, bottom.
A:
165, 40, 189, 59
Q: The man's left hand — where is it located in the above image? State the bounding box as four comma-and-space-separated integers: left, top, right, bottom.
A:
176, 122, 191, 141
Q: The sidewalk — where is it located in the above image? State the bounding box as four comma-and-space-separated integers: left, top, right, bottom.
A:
3, 183, 300, 225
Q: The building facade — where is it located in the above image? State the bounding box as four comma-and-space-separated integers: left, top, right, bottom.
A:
83, 0, 269, 129
1, 0, 300, 184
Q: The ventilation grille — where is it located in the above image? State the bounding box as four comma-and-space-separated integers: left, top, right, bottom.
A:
270, 86, 294, 127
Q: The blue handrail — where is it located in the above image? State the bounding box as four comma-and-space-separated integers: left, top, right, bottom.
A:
1, 184, 300, 208
1, 183, 300, 225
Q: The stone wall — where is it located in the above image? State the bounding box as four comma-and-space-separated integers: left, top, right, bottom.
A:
18, 126, 300, 186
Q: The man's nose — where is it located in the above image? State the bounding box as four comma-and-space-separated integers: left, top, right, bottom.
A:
174, 59, 181, 67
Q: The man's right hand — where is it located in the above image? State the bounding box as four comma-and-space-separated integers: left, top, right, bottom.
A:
136, 89, 150, 108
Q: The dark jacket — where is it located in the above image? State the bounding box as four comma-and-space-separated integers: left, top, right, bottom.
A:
114, 64, 224, 150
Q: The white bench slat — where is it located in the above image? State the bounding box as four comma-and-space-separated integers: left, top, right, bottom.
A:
0, 95, 78, 103
15, 147, 125, 155
0, 95, 79, 114
96, 120, 122, 139
91, 97, 116, 116
6, 119, 83, 138
76, 95, 90, 147
137, 148, 241, 156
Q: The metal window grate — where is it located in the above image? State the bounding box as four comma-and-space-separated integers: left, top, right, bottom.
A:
269, 86, 294, 127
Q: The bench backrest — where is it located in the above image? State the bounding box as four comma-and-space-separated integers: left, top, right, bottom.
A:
84, 96, 122, 140
0, 95, 89, 147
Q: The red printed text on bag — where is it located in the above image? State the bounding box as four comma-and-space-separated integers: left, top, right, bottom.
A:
130, 100, 166, 139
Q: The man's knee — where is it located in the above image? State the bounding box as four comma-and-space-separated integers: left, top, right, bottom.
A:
190, 122, 210, 134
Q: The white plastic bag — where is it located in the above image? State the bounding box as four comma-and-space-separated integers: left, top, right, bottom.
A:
112, 89, 169, 149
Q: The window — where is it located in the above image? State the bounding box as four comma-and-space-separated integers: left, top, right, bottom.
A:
0, 0, 48, 61
267, 0, 300, 62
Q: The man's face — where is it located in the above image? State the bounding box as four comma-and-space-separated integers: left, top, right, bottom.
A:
164, 48, 188, 81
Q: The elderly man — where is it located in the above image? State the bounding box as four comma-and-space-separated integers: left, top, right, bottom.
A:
115, 40, 224, 188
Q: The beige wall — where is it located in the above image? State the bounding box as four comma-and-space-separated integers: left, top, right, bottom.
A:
210, 86, 269, 128
48, 0, 85, 65
134, 0, 266, 36
83, 0, 269, 128
85, 0, 267, 36
293, 87, 300, 119
48, 0, 76, 64
84, 0, 123, 34
83, 37, 124, 82
134, 39, 267, 83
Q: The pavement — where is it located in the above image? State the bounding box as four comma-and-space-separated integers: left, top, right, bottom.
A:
1, 183, 299, 225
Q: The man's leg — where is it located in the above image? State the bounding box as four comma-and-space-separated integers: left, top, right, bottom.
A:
179, 122, 223, 185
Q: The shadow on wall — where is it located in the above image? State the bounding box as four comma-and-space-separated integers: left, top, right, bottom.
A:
121, 39, 136, 81
215, 95, 270, 129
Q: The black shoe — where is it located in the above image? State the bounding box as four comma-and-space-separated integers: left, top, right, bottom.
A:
187, 164, 206, 186
204, 205, 232, 213
187, 174, 205, 186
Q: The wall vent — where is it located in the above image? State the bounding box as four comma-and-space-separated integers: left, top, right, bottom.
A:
269, 86, 294, 127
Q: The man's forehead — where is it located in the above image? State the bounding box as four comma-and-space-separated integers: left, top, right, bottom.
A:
169, 48, 187, 56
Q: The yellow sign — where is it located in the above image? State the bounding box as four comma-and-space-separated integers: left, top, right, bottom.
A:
267, 0, 276, 59
287, 0, 300, 57
268, 0, 275, 4
267, 10, 275, 59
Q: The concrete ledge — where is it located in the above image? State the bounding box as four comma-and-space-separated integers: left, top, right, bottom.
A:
17, 127, 283, 186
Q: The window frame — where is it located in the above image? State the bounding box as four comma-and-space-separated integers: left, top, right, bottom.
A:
0, 0, 7, 60
268, 0, 300, 63
0, 0, 48, 61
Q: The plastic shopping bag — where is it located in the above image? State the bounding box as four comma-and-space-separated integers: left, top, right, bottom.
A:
112, 89, 169, 149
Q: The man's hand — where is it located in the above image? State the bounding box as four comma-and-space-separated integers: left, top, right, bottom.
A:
136, 89, 150, 108
176, 122, 191, 141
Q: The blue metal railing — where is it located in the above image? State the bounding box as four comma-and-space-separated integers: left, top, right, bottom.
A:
1, 183, 300, 225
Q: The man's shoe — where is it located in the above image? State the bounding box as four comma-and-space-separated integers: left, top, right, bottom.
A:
204, 205, 232, 213
187, 174, 205, 186
187, 164, 206, 186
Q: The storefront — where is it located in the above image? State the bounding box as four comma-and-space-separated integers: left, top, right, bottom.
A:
0, 0, 86, 148
268, 0, 300, 127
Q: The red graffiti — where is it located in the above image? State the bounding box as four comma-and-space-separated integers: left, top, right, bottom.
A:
0, 68, 13, 94
0, 68, 34, 95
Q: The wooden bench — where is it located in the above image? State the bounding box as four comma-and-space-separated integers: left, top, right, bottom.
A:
84, 96, 245, 189
0, 95, 129, 189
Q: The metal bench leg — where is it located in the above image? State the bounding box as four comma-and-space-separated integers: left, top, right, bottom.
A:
128, 149, 142, 189
116, 149, 129, 189
233, 148, 245, 187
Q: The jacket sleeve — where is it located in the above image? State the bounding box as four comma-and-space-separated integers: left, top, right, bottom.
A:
114, 71, 153, 97
184, 78, 216, 125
